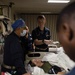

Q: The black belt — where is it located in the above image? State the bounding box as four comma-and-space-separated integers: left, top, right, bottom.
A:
35, 47, 48, 50
2, 63, 16, 70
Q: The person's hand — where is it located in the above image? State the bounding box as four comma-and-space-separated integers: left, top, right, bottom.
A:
25, 26, 29, 33
22, 73, 31, 75
25, 33, 28, 38
26, 29, 29, 33
50, 40, 53, 44
44, 40, 50, 45
44, 40, 53, 45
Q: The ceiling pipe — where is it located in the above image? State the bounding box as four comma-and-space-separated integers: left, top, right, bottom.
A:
0, 5, 9, 7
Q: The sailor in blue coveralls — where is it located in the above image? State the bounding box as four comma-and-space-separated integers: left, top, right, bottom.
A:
20, 26, 33, 55
32, 15, 53, 52
1, 19, 30, 75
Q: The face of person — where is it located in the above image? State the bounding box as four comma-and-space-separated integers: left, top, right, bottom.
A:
57, 13, 75, 61
38, 18, 46, 28
20, 27, 25, 33
18, 26, 27, 37
31, 59, 42, 66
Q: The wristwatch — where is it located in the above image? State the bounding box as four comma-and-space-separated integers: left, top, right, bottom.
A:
42, 39, 44, 44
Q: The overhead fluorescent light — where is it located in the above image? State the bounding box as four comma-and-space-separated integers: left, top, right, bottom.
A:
48, 0, 70, 3
41, 12, 51, 14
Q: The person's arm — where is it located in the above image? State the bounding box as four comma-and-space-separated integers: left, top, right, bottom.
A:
32, 30, 43, 45
10, 39, 28, 75
32, 30, 44, 45
44, 30, 53, 45
34, 38, 53, 46
44, 39, 53, 45
34, 39, 44, 45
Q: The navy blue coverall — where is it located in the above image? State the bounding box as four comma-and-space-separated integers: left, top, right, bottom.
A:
1, 32, 27, 75
32, 27, 51, 52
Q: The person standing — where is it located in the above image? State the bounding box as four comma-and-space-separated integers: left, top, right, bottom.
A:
32, 15, 53, 52
1, 19, 30, 75
20, 26, 34, 55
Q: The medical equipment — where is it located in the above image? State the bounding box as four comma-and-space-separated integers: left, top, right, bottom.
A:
48, 44, 57, 53
26, 44, 58, 64
26, 52, 47, 64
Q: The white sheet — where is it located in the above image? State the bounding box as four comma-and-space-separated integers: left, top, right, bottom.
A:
28, 47, 75, 75
42, 47, 75, 72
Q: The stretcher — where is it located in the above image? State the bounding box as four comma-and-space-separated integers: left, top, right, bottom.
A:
26, 44, 58, 63
25, 46, 75, 75
48, 44, 57, 53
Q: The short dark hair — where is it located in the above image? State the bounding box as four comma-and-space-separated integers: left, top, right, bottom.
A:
37, 15, 46, 20
28, 60, 36, 67
56, 2, 75, 32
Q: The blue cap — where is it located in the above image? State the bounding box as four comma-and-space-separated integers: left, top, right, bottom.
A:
12, 19, 26, 30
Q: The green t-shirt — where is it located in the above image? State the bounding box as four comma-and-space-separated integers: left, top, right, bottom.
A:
40, 61, 52, 73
